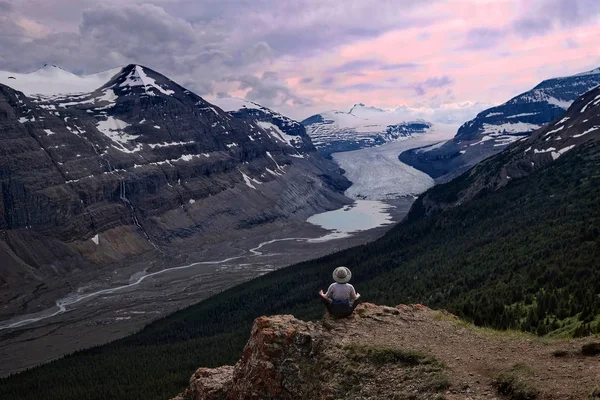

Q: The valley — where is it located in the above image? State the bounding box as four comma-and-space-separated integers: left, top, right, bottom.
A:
0, 63, 442, 378
0, 197, 415, 376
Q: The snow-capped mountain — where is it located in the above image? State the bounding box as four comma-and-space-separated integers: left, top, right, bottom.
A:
415, 83, 600, 216
211, 97, 312, 153
400, 66, 600, 181
301, 104, 437, 156
0, 64, 349, 294
0, 64, 123, 96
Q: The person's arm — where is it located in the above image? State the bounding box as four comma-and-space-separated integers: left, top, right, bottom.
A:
349, 284, 360, 300
320, 284, 333, 299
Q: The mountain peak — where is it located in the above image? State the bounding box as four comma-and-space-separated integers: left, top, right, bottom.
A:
108, 64, 175, 96
572, 66, 600, 77
349, 102, 386, 114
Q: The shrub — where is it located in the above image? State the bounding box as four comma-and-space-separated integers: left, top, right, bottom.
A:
492, 364, 539, 400
582, 342, 600, 356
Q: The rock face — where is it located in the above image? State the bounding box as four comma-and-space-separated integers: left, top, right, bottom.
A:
210, 97, 315, 155
400, 66, 600, 181
171, 303, 600, 400
409, 85, 600, 219
172, 304, 450, 400
302, 104, 433, 157
0, 65, 350, 298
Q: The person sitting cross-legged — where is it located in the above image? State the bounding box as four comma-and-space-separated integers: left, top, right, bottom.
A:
319, 266, 361, 318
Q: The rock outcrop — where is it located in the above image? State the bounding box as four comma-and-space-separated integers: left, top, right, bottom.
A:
172, 303, 600, 400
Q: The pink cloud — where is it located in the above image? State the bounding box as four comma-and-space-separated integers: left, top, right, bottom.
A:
277, 0, 600, 120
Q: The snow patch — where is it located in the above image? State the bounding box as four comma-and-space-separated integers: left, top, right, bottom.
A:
481, 122, 541, 135
239, 170, 262, 190
544, 125, 564, 137
256, 121, 302, 147
546, 96, 572, 110
19, 116, 35, 123
96, 117, 141, 152
148, 141, 194, 149
43, 129, 55, 135
91, 234, 99, 245
119, 66, 174, 96
551, 145, 576, 160
0, 65, 123, 96
507, 112, 539, 119
573, 126, 599, 138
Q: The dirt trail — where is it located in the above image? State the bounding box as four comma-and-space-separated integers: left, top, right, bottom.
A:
329, 304, 599, 399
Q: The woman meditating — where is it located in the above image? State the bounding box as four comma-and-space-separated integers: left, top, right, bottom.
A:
319, 266, 361, 318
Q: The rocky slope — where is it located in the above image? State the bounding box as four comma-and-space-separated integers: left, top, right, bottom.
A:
400, 67, 600, 181
302, 104, 435, 157
410, 83, 600, 218
211, 97, 315, 154
0, 64, 350, 310
172, 303, 600, 400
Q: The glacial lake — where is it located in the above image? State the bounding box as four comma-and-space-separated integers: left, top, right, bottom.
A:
306, 200, 394, 241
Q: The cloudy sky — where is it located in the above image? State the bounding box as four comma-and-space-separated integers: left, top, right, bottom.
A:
0, 0, 599, 121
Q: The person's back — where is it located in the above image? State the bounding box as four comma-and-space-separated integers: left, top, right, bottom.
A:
319, 266, 361, 318
326, 282, 357, 304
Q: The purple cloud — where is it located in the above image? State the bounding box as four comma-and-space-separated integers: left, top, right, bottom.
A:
337, 82, 387, 92
327, 59, 380, 74
0, 0, 12, 12
462, 27, 506, 50
513, 0, 600, 37
410, 75, 453, 96
378, 62, 420, 70
321, 76, 335, 86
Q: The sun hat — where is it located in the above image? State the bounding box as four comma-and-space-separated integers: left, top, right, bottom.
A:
333, 266, 352, 284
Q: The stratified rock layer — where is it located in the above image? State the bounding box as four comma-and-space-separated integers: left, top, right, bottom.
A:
0, 64, 349, 305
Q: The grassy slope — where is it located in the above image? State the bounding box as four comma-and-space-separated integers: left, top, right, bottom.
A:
1, 142, 600, 400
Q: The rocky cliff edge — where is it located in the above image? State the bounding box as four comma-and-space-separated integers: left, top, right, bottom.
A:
171, 303, 600, 400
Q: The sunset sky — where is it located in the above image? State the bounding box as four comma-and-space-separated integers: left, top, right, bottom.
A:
0, 0, 599, 121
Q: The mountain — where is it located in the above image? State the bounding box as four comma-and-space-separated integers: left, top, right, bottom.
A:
3, 85, 600, 400
399, 66, 600, 181
211, 97, 315, 155
301, 103, 437, 157
412, 83, 600, 217
0, 64, 350, 312
0, 64, 123, 95
171, 304, 599, 400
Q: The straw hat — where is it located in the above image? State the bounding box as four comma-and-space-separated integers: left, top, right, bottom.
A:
333, 266, 352, 284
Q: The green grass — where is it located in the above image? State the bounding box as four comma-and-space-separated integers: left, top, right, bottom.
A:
492, 364, 540, 400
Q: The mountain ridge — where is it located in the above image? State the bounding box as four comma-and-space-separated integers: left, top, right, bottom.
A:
301, 105, 438, 157
400, 66, 600, 181
0, 63, 350, 321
